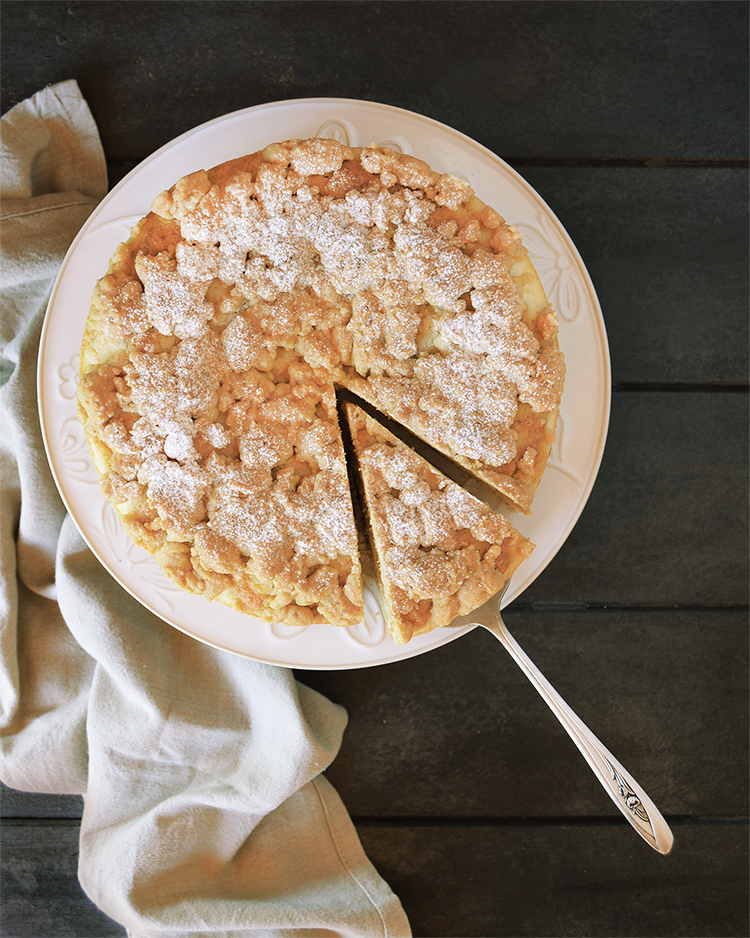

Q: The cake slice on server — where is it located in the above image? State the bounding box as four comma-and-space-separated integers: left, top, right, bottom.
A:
343, 403, 534, 645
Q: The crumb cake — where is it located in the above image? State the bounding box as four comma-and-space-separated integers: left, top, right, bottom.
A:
344, 403, 534, 644
78, 137, 564, 634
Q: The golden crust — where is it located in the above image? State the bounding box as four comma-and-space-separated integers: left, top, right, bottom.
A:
78, 138, 563, 634
344, 403, 534, 645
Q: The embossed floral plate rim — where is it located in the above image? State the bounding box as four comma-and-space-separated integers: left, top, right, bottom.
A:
38, 97, 610, 670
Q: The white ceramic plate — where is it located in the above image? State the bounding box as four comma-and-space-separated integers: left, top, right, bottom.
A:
38, 98, 610, 670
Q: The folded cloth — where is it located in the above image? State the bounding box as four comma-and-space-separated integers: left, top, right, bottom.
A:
0, 80, 411, 938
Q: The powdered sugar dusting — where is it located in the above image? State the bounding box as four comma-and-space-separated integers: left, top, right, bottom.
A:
78, 138, 562, 631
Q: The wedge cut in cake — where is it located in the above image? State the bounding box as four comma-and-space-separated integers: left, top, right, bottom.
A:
344, 403, 534, 645
338, 145, 565, 514
78, 137, 560, 632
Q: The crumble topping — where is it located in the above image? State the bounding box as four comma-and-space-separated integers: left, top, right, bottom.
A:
78, 138, 564, 631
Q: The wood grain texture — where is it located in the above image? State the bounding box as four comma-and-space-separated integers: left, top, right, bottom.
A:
1, 787, 83, 819
302, 608, 748, 820
519, 166, 749, 386
1, 822, 126, 937
2, 819, 746, 937
523, 391, 749, 605
359, 822, 749, 937
1, 1, 747, 162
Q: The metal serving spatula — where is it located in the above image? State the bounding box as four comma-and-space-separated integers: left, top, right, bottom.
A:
450, 581, 674, 855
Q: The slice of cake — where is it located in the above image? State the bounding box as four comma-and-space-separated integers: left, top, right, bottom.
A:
344, 402, 534, 644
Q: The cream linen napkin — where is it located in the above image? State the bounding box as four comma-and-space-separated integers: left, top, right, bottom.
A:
0, 80, 411, 938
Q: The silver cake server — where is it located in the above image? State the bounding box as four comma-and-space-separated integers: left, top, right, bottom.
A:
450, 581, 674, 855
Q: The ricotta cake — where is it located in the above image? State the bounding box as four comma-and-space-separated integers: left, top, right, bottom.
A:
77, 137, 564, 635
344, 403, 534, 644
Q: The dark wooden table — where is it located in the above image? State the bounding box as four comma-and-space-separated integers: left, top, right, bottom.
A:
2, 2, 748, 935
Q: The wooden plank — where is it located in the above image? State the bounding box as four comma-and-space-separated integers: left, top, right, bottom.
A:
5, 609, 745, 824
517, 166, 749, 386
1, 785, 83, 819
5, 610, 747, 824
522, 391, 748, 606
0, 821, 125, 937
301, 608, 748, 819
3, 819, 745, 937
1, 2, 746, 162
359, 820, 749, 937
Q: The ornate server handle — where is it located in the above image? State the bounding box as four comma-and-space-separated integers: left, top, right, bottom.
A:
477, 610, 674, 855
